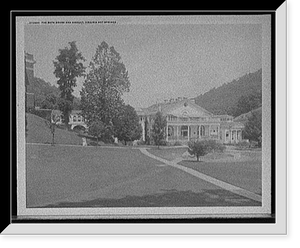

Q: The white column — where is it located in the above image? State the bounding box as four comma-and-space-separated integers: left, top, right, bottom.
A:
187, 125, 190, 141
166, 123, 169, 142
142, 120, 145, 141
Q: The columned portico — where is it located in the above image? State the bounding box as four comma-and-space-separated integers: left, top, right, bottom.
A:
166, 122, 221, 143
137, 98, 244, 145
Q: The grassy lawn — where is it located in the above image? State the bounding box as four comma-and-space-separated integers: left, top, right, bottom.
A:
178, 160, 262, 195
26, 144, 261, 208
26, 144, 161, 207
26, 113, 83, 145
147, 147, 262, 195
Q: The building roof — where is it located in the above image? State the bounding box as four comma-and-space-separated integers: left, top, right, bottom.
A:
234, 107, 262, 123
137, 99, 213, 117
51, 110, 83, 115
220, 122, 244, 129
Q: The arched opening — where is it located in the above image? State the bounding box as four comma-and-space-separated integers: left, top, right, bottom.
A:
73, 125, 86, 133
168, 126, 174, 137
200, 125, 205, 136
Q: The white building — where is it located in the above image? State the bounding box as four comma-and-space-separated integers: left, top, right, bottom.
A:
51, 110, 87, 131
136, 98, 244, 144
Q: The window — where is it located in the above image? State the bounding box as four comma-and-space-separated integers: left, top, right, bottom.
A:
199, 125, 210, 136
225, 131, 230, 142
200, 125, 205, 136
210, 125, 218, 136
168, 126, 173, 136
181, 126, 188, 137
232, 130, 236, 140
168, 115, 177, 121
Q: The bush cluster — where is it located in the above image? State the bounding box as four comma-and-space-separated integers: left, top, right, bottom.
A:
188, 140, 225, 161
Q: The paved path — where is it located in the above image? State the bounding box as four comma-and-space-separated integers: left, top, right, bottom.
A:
139, 148, 262, 203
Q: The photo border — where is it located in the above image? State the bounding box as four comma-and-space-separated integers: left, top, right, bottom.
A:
7, 4, 286, 234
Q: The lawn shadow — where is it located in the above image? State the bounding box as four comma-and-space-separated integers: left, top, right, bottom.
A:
42, 189, 261, 208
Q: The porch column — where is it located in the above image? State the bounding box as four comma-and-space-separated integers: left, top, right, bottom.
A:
142, 120, 145, 141
166, 123, 169, 142
187, 125, 190, 141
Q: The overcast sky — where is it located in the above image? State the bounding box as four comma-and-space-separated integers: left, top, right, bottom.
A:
24, 20, 262, 108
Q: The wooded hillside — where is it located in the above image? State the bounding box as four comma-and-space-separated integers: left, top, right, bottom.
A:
194, 69, 262, 116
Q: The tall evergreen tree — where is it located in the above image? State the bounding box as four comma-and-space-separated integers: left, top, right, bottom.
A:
53, 41, 85, 127
151, 111, 167, 148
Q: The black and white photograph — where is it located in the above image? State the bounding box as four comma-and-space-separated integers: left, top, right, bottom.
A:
7, 8, 288, 235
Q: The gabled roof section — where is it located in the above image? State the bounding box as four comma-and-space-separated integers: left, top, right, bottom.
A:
139, 99, 213, 117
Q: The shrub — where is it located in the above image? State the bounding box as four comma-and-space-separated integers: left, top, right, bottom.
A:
88, 121, 105, 146
137, 140, 146, 146
235, 140, 250, 149
188, 140, 225, 162
159, 140, 168, 146
205, 140, 226, 153
173, 141, 182, 146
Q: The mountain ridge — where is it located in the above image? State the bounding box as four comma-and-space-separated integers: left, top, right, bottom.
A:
193, 69, 262, 115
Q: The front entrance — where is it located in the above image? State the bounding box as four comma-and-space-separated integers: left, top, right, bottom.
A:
225, 130, 230, 143
181, 125, 188, 138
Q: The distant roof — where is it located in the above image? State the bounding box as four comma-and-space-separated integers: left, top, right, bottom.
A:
52, 110, 82, 115
234, 107, 262, 122
137, 99, 213, 117
220, 121, 244, 129
214, 114, 233, 118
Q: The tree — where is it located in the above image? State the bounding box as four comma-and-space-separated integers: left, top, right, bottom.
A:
188, 140, 225, 162
80, 41, 130, 138
41, 93, 59, 109
151, 111, 167, 148
230, 91, 262, 117
45, 114, 60, 146
144, 117, 150, 145
113, 104, 142, 145
56, 98, 73, 129
243, 110, 262, 147
29, 77, 60, 108
53, 41, 85, 126
88, 120, 105, 146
